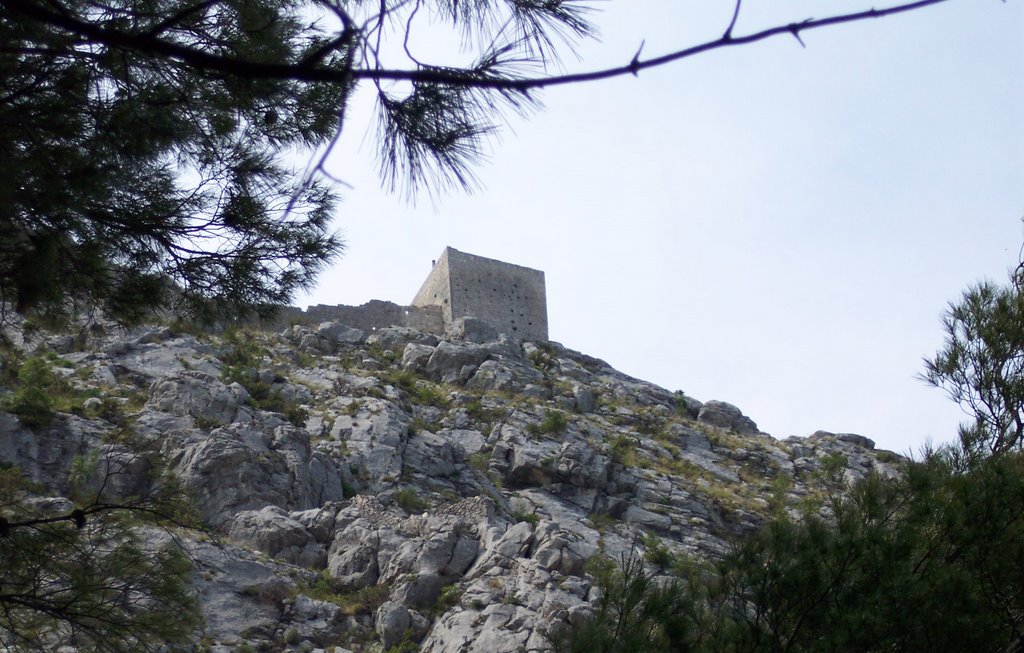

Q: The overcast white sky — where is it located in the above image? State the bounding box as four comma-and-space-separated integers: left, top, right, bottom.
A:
296, 0, 1024, 455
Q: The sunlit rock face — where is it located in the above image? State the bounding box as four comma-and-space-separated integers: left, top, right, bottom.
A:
0, 315, 896, 651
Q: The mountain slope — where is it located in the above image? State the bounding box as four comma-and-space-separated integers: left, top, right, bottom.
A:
0, 318, 899, 652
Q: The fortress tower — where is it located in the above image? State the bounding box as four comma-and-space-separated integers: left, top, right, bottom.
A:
411, 247, 548, 341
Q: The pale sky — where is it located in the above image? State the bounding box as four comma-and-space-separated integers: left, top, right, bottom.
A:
296, 0, 1024, 455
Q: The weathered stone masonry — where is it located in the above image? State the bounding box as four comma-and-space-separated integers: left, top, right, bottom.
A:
411, 247, 548, 342
281, 247, 549, 342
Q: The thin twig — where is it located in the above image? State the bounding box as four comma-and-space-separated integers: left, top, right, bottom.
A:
724, 0, 742, 39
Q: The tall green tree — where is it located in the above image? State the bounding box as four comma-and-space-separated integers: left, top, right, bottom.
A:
922, 269, 1024, 457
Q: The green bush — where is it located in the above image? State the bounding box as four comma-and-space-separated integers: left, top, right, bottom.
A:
815, 451, 848, 484
0, 463, 202, 649
673, 392, 691, 416
219, 327, 266, 368
220, 335, 307, 427
383, 369, 417, 391
385, 634, 420, 653
609, 435, 638, 466
409, 417, 441, 435
641, 533, 674, 570
635, 410, 665, 435
527, 410, 569, 436
300, 572, 390, 616
464, 397, 497, 422
586, 512, 619, 533
434, 584, 462, 613
511, 508, 540, 526
469, 451, 491, 472
412, 383, 451, 408
4, 356, 58, 427
394, 488, 428, 513
9, 385, 53, 427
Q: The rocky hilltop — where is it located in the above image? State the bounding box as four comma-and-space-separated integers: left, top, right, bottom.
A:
0, 318, 899, 652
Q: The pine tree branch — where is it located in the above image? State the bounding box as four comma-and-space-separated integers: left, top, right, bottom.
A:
0, 501, 189, 535
3, 0, 959, 90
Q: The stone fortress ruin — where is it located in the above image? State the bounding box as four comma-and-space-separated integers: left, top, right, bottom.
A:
411, 247, 548, 342
286, 247, 548, 341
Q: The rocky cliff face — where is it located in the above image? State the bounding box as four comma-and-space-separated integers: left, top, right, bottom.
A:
0, 318, 900, 652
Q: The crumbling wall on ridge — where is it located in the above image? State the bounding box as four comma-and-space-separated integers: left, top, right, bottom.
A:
269, 300, 445, 335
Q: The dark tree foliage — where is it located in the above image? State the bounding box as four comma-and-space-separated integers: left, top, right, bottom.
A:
721, 454, 1024, 652
0, 460, 202, 651
559, 453, 1024, 653
0, 0, 351, 324
547, 554, 700, 653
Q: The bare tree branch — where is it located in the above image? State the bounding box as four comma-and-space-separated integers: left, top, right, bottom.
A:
724, 0, 742, 39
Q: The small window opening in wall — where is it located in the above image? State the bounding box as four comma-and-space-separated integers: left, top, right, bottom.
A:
404, 310, 409, 316
528, 322, 533, 326
512, 326, 518, 331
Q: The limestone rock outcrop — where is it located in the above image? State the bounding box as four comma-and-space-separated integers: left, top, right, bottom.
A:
0, 316, 902, 652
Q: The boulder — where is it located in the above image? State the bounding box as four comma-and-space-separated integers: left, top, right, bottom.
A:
284, 594, 349, 646
426, 342, 491, 384
78, 444, 153, 502
329, 398, 410, 490
367, 327, 439, 352
326, 518, 382, 589
448, 317, 499, 344
377, 601, 414, 649
319, 322, 366, 346
229, 506, 324, 567
669, 424, 712, 451
466, 359, 544, 393
402, 342, 436, 372
573, 385, 596, 414
147, 371, 249, 425
836, 432, 876, 450
405, 429, 457, 479
166, 423, 345, 528
697, 400, 758, 435
0, 413, 104, 493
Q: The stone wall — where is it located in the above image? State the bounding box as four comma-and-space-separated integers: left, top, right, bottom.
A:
264, 248, 547, 341
270, 300, 445, 336
410, 253, 453, 327
411, 247, 548, 342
